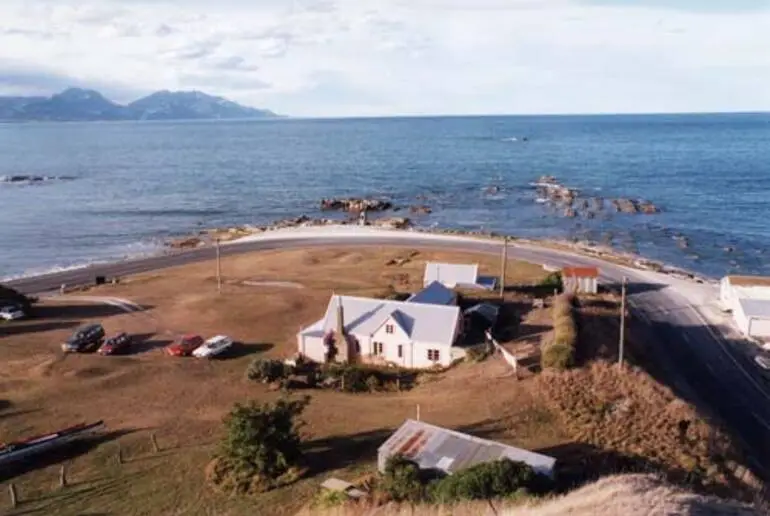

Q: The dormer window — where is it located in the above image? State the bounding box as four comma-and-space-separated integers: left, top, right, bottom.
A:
385, 324, 395, 334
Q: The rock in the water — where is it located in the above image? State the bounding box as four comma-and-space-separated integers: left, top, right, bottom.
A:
409, 205, 432, 215
320, 198, 392, 212
167, 237, 204, 249
564, 207, 576, 218
638, 201, 660, 214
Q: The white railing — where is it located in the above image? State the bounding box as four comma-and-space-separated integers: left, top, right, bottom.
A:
485, 330, 518, 374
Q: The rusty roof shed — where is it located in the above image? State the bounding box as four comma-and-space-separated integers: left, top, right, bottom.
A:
377, 419, 556, 478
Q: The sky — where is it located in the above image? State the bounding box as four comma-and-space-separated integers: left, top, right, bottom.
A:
1, 0, 769, 117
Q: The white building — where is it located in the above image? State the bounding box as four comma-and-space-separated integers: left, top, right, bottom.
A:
424, 262, 496, 290
562, 266, 599, 295
378, 419, 556, 478
720, 276, 770, 338
297, 281, 463, 368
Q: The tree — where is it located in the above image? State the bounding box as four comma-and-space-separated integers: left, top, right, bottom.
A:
213, 396, 310, 492
381, 455, 425, 502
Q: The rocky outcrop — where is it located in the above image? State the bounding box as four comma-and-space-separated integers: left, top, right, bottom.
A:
167, 236, 204, 249
0, 175, 75, 184
533, 176, 660, 219
373, 217, 411, 229
409, 205, 432, 215
320, 198, 392, 212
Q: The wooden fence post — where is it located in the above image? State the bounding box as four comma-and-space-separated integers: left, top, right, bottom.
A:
151, 433, 160, 453
8, 483, 17, 508
116, 443, 123, 465
59, 464, 67, 487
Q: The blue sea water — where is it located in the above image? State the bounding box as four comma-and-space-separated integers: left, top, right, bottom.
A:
1, 114, 769, 280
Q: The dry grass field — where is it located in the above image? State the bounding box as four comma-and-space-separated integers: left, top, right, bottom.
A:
0, 247, 559, 515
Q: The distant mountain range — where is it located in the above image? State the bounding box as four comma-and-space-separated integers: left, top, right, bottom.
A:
0, 88, 279, 122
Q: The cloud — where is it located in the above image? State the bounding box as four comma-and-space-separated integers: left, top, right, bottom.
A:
0, 0, 769, 116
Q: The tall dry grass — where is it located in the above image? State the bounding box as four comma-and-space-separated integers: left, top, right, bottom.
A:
297, 474, 760, 516
541, 294, 577, 370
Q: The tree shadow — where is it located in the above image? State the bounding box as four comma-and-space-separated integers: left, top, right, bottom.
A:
32, 303, 152, 320
217, 342, 274, 360
302, 428, 393, 475
0, 428, 138, 482
0, 321, 80, 338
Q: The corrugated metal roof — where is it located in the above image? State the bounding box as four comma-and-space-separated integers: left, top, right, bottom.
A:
309, 296, 460, 346
562, 266, 599, 278
738, 298, 770, 319
378, 419, 556, 478
424, 262, 479, 288
407, 281, 456, 306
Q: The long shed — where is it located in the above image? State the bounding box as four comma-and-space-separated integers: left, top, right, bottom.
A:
377, 419, 556, 478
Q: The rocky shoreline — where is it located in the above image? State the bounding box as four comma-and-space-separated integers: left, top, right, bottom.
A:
534, 175, 660, 218
164, 205, 708, 284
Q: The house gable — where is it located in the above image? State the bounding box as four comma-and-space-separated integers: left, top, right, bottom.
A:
371, 311, 412, 341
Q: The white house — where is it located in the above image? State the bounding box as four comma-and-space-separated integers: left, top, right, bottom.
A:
423, 262, 496, 290
297, 282, 463, 368
378, 419, 556, 478
720, 276, 770, 338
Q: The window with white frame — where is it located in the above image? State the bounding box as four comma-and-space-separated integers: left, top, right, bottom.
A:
374, 342, 384, 355
385, 324, 395, 334
427, 349, 440, 362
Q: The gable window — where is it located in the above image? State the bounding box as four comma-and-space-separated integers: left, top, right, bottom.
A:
374, 342, 384, 355
398, 345, 403, 358
385, 324, 395, 334
427, 349, 440, 362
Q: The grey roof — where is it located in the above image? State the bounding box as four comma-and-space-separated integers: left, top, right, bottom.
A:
407, 281, 456, 305
424, 262, 479, 288
738, 298, 770, 319
464, 303, 500, 324
301, 295, 460, 347
378, 419, 556, 478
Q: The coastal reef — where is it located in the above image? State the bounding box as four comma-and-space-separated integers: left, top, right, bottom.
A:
320, 197, 393, 212
534, 176, 660, 218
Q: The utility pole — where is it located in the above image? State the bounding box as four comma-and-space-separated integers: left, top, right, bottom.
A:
619, 276, 627, 367
215, 238, 222, 294
499, 237, 508, 298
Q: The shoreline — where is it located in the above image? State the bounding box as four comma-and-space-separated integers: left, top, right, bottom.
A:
3, 219, 713, 287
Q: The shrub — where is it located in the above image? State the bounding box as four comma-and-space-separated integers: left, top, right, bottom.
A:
466, 345, 491, 363
429, 459, 548, 503
541, 342, 575, 371
247, 358, 291, 383
212, 396, 310, 493
540, 272, 563, 291
381, 455, 425, 502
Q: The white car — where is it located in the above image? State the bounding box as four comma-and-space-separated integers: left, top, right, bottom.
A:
754, 355, 770, 371
0, 305, 25, 321
192, 335, 233, 358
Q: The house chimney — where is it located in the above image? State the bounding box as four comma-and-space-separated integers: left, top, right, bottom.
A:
336, 297, 349, 363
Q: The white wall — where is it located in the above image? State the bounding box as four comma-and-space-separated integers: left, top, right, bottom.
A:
369, 316, 412, 367
412, 341, 452, 368
298, 335, 326, 363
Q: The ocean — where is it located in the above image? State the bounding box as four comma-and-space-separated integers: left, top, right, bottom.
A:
1, 114, 769, 280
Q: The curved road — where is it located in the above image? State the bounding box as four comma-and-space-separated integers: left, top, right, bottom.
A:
6, 230, 770, 480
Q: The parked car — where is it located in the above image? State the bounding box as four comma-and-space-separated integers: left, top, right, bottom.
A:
62, 324, 105, 353
0, 304, 25, 321
754, 355, 770, 371
166, 334, 204, 357
98, 333, 132, 356
193, 335, 234, 358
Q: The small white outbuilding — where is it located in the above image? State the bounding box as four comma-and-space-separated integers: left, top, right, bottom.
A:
720, 276, 770, 338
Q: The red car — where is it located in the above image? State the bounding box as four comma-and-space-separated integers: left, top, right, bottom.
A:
166, 334, 204, 357
98, 333, 131, 355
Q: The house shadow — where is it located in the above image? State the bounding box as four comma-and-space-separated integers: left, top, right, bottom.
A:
0, 428, 137, 482
0, 321, 81, 338
302, 427, 393, 476
31, 303, 152, 320
217, 342, 273, 360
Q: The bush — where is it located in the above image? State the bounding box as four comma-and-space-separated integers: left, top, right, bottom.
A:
540, 272, 563, 291
466, 345, 491, 363
212, 396, 310, 493
247, 358, 291, 383
381, 455, 425, 502
429, 459, 548, 503
541, 342, 575, 370
321, 364, 399, 393
541, 294, 578, 371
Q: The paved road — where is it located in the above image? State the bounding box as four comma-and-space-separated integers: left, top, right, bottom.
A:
7, 231, 770, 479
